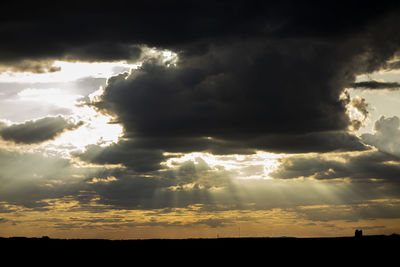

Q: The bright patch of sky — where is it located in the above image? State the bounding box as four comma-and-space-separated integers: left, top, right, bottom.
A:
350, 68, 400, 135
0, 60, 136, 83
0, 60, 134, 156
163, 151, 283, 180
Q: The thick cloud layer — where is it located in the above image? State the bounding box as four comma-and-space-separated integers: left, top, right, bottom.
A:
0, 116, 82, 144
0, 1, 399, 68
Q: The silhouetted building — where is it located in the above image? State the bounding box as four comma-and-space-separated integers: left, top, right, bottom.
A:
355, 229, 363, 238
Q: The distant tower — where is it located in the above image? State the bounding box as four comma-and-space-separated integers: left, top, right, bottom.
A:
355, 229, 363, 238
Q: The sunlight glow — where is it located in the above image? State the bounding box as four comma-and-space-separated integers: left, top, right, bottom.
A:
18, 88, 82, 109
0, 54, 184, 155
162, 151, 282, 179
48, 105, 124, 152
0, 60, 137, 83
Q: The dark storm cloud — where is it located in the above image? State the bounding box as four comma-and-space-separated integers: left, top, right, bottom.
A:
0, 2, 146, 69
0, 116, 82, 144
87, 35, 375, 169
352, 80, 400, 90
63, 1, 400, 170
99, 42, 353, 138
0, 1, 398, 67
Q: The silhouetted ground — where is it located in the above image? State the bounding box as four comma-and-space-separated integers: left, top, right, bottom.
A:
1, 235, 398, 264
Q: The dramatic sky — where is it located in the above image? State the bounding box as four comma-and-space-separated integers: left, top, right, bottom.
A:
1, 1, 400, 239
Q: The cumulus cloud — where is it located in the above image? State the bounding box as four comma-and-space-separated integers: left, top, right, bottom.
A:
0, 116, 83, 144
83, 33, 384, 169
361, 116, 400, 157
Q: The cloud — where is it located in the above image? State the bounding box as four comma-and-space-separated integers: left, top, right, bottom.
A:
271, 116, 400, 182
0, 60, 61, 74
80, 156, 235, 210
1, 143, 399, 218
293, 200, 400, 222
0, 148, 85, 207
270, 150, 400, 181
85, 33, 382, 169
243, 132, 368, 153
0, 1, 147, 68
345, 94, 370, 131
352, 80, 400, 90
75, 141, 166, 172
190, 217, 234, 228
77, 3, 400, 169
0, 116, 83, 144
0, 2, 398, 66
2, 1, 400, 229
2, 2, 400, 158
386, 60, 400, 69
0, 77, 106, 122
361, 116, 400, 157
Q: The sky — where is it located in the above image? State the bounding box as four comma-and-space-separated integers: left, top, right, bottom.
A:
0, 1, 400, 239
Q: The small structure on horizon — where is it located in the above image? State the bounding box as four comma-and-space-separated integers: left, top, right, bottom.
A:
355, 229, 363, 238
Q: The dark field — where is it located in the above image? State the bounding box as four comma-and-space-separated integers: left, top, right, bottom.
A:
1, 235, 398, 263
